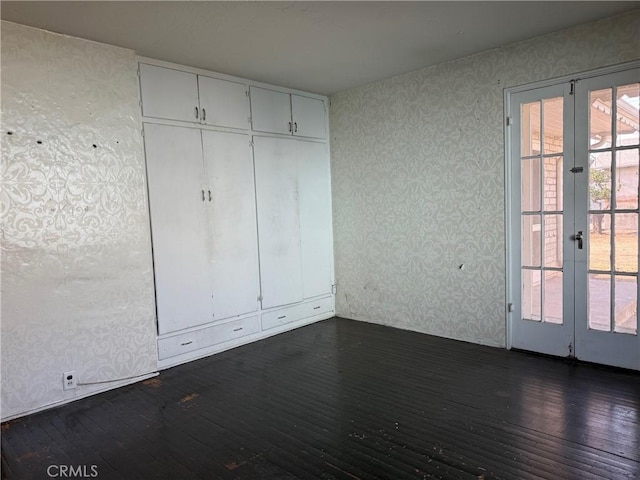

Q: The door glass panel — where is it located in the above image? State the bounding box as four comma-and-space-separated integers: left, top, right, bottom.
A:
522, 269, 541, 321
522, 158, 541, 211
522, 215, 541, 267
543, 98, 563, 154
590, 88, 612, 148
616, 83, 639, 147
522, 102, 541, 157
544, 215, 563, 267
614, 275, 637, 334
590, 213, 611, 271
544, 271, 563, 324
615, 149, 639, 210
614, 213, 638, 273
544, 157, 563, 211
589, 152, 611, 209
589, 273, 611, 331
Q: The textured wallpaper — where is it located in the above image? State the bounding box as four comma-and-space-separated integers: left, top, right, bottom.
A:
1, 22, 158, 420
330, 11, 640, 347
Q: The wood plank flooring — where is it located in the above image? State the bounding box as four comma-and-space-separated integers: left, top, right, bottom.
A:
2, 317, 639, 479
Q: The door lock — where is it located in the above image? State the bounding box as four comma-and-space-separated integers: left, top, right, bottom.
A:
574, 231, 583, 249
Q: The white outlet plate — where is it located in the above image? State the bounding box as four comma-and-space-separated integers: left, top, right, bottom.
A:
63, 371, 77, 390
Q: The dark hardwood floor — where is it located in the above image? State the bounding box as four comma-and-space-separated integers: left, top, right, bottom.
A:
2, 317, 639, 479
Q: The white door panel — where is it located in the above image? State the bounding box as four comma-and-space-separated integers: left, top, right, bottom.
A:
510, 84, 575, 357
198, 76, 249, 130
202, 130, 260, 320
139, 64, 199, 123
253, 136, 304, 309
509, 65, 640, 370
292, 95, 326, 139
250, 87, 292, 135
144, 124, 213, 334
573, 69, 640, 370
298, 141, 333, 298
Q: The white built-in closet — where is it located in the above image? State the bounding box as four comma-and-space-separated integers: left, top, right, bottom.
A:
138, 60, 335, 368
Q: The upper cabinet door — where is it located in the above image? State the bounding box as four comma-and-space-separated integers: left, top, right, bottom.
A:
198, 76, 250, 130
250, 87, 292, 135
139, 64, 199, 123
292, 95, 326, 139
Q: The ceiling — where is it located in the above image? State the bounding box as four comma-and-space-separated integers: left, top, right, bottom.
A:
1, 1, 638, 95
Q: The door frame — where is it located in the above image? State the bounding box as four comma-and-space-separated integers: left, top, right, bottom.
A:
504, 60, 640, 352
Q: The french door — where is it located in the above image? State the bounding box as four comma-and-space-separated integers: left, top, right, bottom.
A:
508, 65, 640, 370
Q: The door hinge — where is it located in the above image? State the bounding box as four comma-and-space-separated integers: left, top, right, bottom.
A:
246, 89, 250, 97
506, 116, 512, 126
249, 140, 254, 147
507, 303, 514, 313
257, 294, 263, 301
570, 80, 575, 95
568, 342, 573, 355
331, 284, 337, 294
570, 166, 584, 173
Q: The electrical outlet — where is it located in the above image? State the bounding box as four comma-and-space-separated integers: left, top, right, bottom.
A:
63, 371, 77, 390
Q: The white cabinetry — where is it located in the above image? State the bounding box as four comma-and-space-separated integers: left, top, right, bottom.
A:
140, 63, 249, 129
250, 86, 326, 139
140, 59, 334, 368
254, 137, 333, 309
144, 123, 259, 335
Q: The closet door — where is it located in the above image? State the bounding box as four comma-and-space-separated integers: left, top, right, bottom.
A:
139, 64, 199, 123
201, 131, 260, 320
292, 95, 326, 139
144, 124, 213, 334
298, 140, 333, 298
250, 87, 292, 135
198, 76, 250, 130
254, 136, 304, 309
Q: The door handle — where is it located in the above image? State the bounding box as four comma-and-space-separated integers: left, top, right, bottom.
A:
575, 231, 583, 249
201, 189, 205, 202
202, 108, 206, 122
208, 190, 212, 202
195, 107, 199, 119
294, 122, 298, 133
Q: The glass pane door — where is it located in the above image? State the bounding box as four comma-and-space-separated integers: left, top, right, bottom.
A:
575, 69, 640, 370
509, 83, 575, 357
509, 64, 639, 370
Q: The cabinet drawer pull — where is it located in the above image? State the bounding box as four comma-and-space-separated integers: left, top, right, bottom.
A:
181, 341, 193, 346
233, 327, 243, 332
277, 315, 286, 319
195, 106, 199, 119
288, 122, 292, 132
313, 306, 321, 310
294, 122, 298, 133
202, 108, 206, 122
208, 190, 212, 202
201, 189, 205, 201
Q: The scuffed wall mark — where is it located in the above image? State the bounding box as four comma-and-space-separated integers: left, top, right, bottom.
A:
224, 453, 264, 471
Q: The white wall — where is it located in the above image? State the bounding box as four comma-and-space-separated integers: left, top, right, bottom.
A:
1, 22, 158, 420
329, 11, 640, 347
